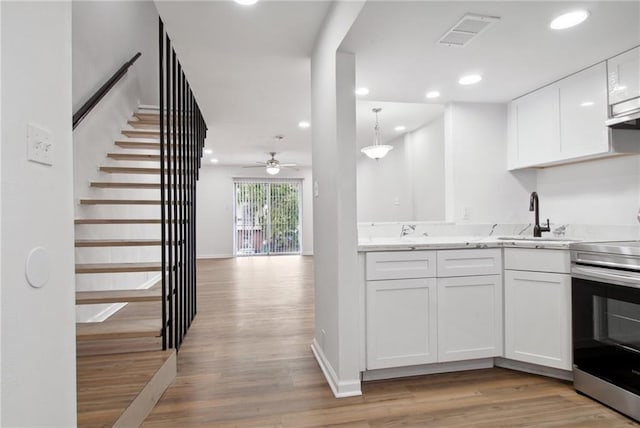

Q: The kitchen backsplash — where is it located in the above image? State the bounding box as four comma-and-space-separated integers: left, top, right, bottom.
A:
358, 222, 640, 242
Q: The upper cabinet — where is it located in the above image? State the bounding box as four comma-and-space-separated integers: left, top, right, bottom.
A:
508, 60, 640, 170
608, 46, 640, 116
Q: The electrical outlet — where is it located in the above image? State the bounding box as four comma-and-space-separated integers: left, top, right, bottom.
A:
393, 197, 400, 206
27, 123, 53, 166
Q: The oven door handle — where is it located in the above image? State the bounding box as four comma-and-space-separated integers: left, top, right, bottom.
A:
572, 265, 640, 289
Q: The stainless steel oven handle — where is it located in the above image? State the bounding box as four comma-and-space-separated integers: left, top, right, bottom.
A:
572, 265, 640, 289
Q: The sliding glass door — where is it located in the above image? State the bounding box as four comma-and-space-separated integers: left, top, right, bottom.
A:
233, 180, 302, 256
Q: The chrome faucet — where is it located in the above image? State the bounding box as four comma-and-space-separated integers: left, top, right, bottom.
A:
400, 224, 416, 237
529, 191, 550, 238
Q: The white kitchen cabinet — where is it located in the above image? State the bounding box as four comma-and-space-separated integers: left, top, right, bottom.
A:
437, 275, 503, 362
504, 262, 572, 371
366, 251, 436, 281
437, 249, 502, 277
366, 278, 438, 370
559, 62, 609, 158
608, 46, 640, 115
508, 61, 638, 170
511, 83, 560, 167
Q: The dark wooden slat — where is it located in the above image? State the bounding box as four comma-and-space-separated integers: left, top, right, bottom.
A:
76, 288, 162, 304
75, 218, 163, 225
75, 262, 162, 274
115, 141, 160, 150
90, 182, 162, 189
75, 239, 164, 247
76, 319, 161, 340
80, 199, 162, 205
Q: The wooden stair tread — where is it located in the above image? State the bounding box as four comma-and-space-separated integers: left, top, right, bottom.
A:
122, 129, 162, 138
76, 262, 162, 274
75, 218, 164, 224
76, 288, 162, 304
133, 112, 161, 122
100, 166, 160, 174
90, 182, 162, 189
107, 153, 161, 161
115, 141, 160, 150
75, 239, 164, 247
80, 199, 162, 205
76, 319, 162, 340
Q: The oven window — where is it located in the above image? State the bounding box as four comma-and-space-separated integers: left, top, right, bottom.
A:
594, 296, 640, 353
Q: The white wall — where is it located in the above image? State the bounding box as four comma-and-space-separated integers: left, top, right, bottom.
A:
357, 115, 445, 222
1, 2, 77, 426
408, 115, 445, 221
445, 103, 536, 224
196, 166, 314, 258
73, 1, 161, 322
311, 1, 365, 398
536, 155, 640, 225
72, 1, 158, 110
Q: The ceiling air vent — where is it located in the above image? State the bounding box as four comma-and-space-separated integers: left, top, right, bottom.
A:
438, 13, 500, 48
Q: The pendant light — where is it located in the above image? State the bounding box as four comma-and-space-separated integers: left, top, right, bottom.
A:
361, 107, 393, 159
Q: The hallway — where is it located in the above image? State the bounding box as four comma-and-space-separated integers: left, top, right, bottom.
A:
142, 256, 634, 427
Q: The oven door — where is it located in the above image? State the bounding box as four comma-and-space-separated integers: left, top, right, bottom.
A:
572, 267, 640, 396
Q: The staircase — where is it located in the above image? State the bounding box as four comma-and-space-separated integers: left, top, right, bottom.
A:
75, 109, 170, 353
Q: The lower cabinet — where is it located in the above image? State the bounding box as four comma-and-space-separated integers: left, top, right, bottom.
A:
437, 275, 503, 362
366, 278, 437, 370
504, 270, 572, 370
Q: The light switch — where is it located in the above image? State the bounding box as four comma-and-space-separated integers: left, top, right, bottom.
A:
27, 123, 53, 166
394, 197, 400, 206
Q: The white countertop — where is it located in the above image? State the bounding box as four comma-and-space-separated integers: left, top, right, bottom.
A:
358, 235, 579, 252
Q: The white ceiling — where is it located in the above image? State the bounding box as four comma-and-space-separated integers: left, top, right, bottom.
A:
156, 1, 640, 168
341, 1, 640, 104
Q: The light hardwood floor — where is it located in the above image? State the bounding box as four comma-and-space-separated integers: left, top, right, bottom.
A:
143, 256, 637, 427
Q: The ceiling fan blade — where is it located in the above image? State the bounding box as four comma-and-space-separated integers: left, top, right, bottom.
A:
279, 163, 297, 167
242, 165, 266, 169
282, 165, 299, 171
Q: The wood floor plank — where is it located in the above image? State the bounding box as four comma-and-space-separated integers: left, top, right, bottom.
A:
76, 319, 162, 341
141, 257, 638, 427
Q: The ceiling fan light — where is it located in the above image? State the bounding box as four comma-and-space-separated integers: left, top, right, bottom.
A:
361, 144, 393, 159
266, 165, 280, 175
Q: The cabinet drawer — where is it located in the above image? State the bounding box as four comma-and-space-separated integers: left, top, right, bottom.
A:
437, 249, 502, 277
504, 248, 570, 274
366, 251, 436, 281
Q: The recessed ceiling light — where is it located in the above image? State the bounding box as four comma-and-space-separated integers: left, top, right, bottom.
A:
426, 91, 441, 99
298, 121, 310, 129
210, 158, 219, 164
550, 10, 590, 30
204, 148, 213, 155
580, 101, 595, 107
394, 126, 406, 132
459, 74, 482, 85
234, 0, 258, 5
355, 87, 370, 96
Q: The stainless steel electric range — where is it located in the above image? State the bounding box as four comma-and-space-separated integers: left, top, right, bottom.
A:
570, 240, 640, 421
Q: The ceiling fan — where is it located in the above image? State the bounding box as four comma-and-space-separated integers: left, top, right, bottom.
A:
242, 152, 297, 175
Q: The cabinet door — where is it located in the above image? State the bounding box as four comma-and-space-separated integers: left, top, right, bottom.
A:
559, 62, 609, 158
366, 278, 437, 370
504, 270, 572, 370
608, 46, 640, 113
437, 275, 503, 362
514, 84, 560, 166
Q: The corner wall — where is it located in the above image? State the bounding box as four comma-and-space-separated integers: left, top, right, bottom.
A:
310, 1, 365, 397
445, 103, 536, 224
1, 2, 77, 425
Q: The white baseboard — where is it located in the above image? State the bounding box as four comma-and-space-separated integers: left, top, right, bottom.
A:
311, 339, 362, 398
494, 357, 573, 381
302, 251, 314, 256
197, 254, 234, 260
362, 358, 494, 381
